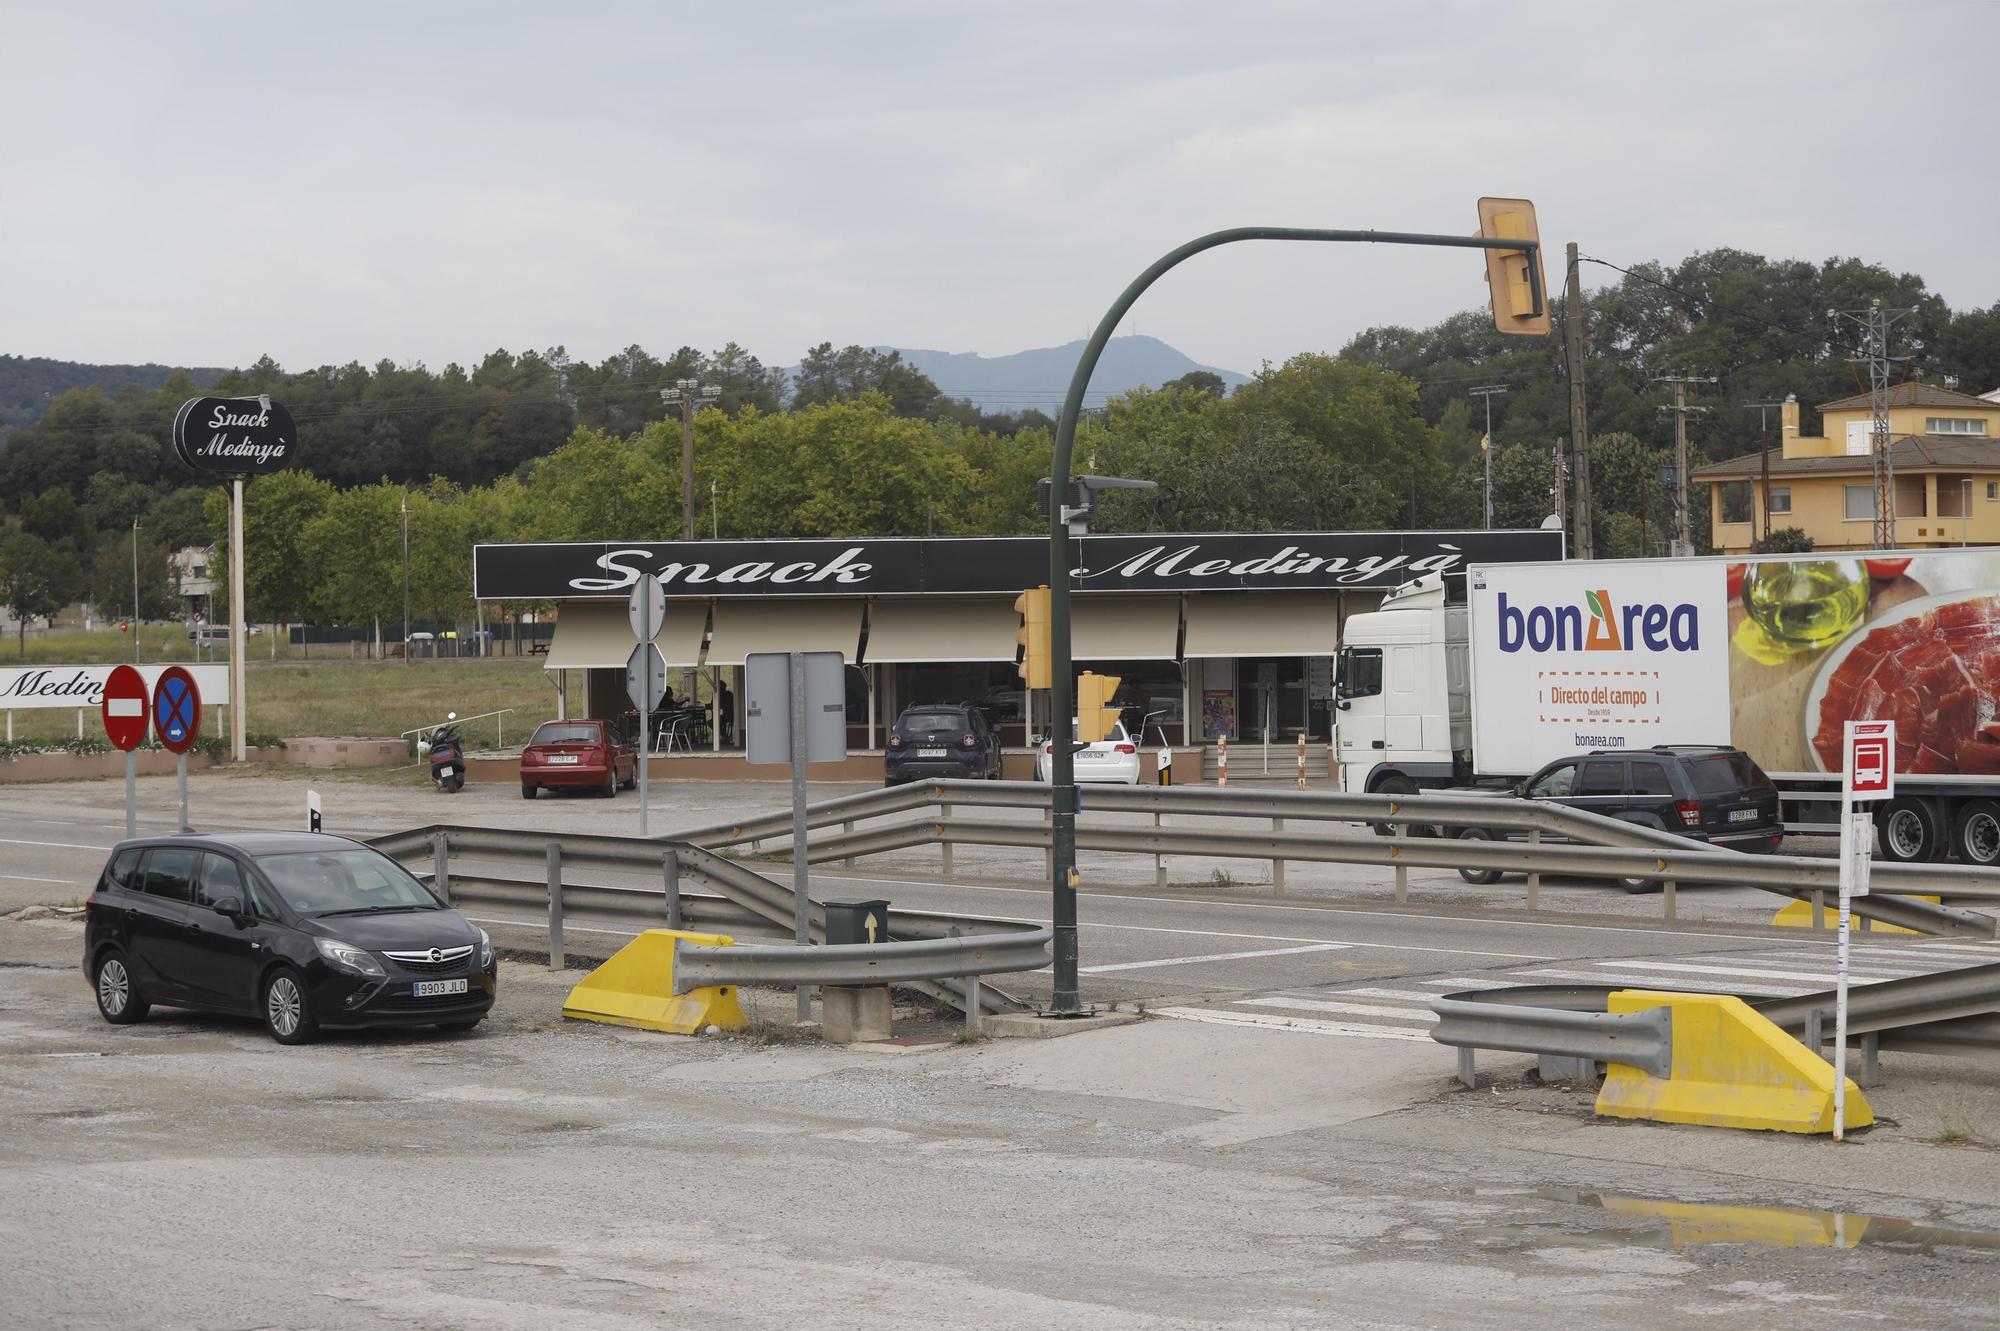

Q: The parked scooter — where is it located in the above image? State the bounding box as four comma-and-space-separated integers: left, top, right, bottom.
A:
428, 713, 465, 793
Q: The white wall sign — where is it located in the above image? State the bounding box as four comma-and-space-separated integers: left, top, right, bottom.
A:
0, 664, 231, 711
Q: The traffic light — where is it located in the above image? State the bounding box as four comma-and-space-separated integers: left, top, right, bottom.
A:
1476, 197, 1550, 336
1077, 672, 1122, 742
1014, 585, 1051, 688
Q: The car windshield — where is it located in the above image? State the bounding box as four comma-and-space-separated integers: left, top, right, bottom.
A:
531, 723, 600, 745
900, 711, 966, 732
254, 848, 440, 916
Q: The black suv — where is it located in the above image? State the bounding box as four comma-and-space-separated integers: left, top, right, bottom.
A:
885, 704, 1003, 784
1455, 745, 1782, 889
83, 831, 496, 1043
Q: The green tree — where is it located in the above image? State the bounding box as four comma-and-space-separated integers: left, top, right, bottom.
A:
0, 531, 84, 655
237, 470, 335, 624
522, 427, 675, 541
88, 537, 175, 621
298, 483, 407, 647
148, 487, 218, 550
1161, 369, 1227, 399
791, 344, 942, 417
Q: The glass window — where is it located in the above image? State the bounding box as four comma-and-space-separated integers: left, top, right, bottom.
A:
1719, 481, 1753, 524
1574, 761, 1625, 796
899, 710, 970, 733
1337, 647, 1382, 700
1687, 753, 1756, 797
1940, 480, 1971, 518
141, 849, 197, 903
194, 854, 246, 910
1844, 485, 1877, 521
254, 848, 440, 916
102, 848, 143, 892
1526, 762, 1576, 799
1768, 487, 1792, 514
1894, 477, 1927, 518
1927, 417, 1989, 436
530, 723, 601, 745
1628, 760, 1673, 796
1989, 482, 1998, 502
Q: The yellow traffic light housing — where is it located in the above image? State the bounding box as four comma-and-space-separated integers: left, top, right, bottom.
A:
1077, 671, 1122, 743
1476, 197, 1550, 336
1014, 585, 1051, 688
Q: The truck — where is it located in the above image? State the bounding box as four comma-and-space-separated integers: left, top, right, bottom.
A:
1333, 548, 2000, 864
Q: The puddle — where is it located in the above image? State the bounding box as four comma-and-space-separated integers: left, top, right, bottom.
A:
1468, 1190, 2000, 1254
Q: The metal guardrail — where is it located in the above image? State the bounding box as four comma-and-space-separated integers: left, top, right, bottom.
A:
1430, 995, 1673, 1079
670, 779, 1999, 939
674, 928, 1055, 992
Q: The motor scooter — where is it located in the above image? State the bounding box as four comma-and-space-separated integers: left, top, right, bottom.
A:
428, 713, 465, 793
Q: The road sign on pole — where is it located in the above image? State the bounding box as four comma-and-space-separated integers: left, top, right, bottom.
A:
625, 574, 666, 838
153, 666, 201, 833
102, 665, 148, 838
1834, 718, 1895, 1141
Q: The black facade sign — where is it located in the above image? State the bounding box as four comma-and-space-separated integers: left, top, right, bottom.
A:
475, 530, 1564, 600
172, 396, 298, 475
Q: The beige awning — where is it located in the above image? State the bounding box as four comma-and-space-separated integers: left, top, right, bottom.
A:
1072, 595, 1180, 661
704, 599, 864, 665
1182, 592, 1339, 658
544, 599, 708, 669
864, 598, 1020, 663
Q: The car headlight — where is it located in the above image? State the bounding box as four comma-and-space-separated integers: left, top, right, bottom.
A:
315, 937, 385, 977
477, 928, 493, 969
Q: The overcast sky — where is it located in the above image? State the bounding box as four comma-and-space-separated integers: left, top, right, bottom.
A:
5, 1, 1998, 384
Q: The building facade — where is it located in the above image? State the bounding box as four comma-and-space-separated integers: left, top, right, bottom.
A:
1692, 383, 2000, 553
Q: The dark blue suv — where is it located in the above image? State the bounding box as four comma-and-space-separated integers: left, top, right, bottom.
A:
885, 704, 1002, 784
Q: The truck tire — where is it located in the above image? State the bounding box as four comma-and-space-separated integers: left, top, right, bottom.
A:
1454, 827, 1502, 884
1371, 774, 1420, 838
1952, 799, 2000, 867
1876, 797, 1941, 863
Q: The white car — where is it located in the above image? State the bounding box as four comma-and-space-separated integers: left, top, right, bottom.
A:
1034, 720, 1141, 785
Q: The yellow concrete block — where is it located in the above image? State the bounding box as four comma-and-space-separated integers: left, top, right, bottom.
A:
1595, 989, 1872, 1135
561, 928, 746, 1035
1769, 897, 1933, 935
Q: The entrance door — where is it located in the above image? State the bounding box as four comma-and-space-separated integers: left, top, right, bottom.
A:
1241, 658, 1306, 741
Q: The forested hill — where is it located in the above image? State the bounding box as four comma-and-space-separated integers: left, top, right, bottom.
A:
0, 355, 227, 430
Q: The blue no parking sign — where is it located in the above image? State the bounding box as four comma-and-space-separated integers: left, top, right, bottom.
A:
152, 666, 202, 753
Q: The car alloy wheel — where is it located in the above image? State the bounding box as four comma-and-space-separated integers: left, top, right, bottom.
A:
267, 976, 303, 1036
99, 958, 129, 1015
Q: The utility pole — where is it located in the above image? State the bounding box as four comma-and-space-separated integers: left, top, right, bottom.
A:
1656, 374, 1717, 557
1563, 243, 1593, 558
1830, 301, 1916, 549
661, 379, 722, 540
1740, 400, 1788, 550
1469, 384, 1508, 528
400, 494, 411, 668
131, 517, 141, 665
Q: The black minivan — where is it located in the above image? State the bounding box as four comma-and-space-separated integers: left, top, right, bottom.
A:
83, 831, 496, 1044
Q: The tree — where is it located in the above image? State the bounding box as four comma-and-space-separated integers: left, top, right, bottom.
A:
1762, 526, 1815, 553
790, 344, 942, 417
20, 487, 89, 551
1161, 369, 1227, 399
0, 531, 84, 655
298, 483, 407, 645
88, 538, 175, 621
148, 486, 218, 550
522, 427, 674, 541
237, 470, 335, 624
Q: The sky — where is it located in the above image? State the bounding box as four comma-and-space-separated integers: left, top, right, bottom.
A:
5, 1, 1999, 384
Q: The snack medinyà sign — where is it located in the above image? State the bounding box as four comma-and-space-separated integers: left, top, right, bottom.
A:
172, 396, 298, 474
0, 664, 231, 711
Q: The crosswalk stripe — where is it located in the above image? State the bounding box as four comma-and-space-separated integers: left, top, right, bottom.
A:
1736, 952, 1944, 971
1331, 986, 1463, 1003
1515, 969, 1823, 998
1239, 996, 1438, 1024
1908, 944, 2000, 958
1079, 942, 1349, 974
1152, 1007, 1434, 1041
1597, 959, 1910, 984
1416, 978, 1518, 989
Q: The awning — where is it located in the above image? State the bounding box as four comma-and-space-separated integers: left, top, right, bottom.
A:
1072, 596, 1180, 661
864, 598, 1020, 663
704, 599, 864, 665
544, 599, 708, 669
1182, 592, 1339, 658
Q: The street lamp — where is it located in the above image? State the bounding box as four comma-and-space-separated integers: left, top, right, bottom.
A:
661, 379, 723, 540
1469, 385, 1507, 529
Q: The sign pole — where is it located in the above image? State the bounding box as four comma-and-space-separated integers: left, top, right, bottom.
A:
1835, 718, 1894, 1141
790, 650, 811, 1023
230, 476, 247, 763
176, 753, 189, 833
125, 752, 136, 839
1834, 778, 1852, 1141
101, 664, 150, 840
639, 593, 652, 839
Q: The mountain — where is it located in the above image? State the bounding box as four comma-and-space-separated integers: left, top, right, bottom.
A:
0, 354, 228, 431
881, 335, 1249, 412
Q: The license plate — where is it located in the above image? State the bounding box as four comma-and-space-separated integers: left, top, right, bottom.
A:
438, 765, 456, 778
548, 754, 578, 764
1729, 808, 1758, 823
918, 747, 948, 757
413, 978, 469, 997
1080, 751, 1102, 760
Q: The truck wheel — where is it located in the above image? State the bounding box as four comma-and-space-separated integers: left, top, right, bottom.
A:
1454, 828, 1502, 884
1952, 799, 2000, 867
1877, 797, 1941, 863
1371, 774, 1419, 838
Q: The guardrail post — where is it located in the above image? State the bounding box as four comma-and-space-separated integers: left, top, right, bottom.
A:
664, 851, 681, 931
1662, 876, 1677, 921
953, 927, 982, 1035
1391, 810, 1408, 905
546, 843, 564, 972
1858, 1032, 1879, 1088
1525, 828, 1541, 912
1271, 816, 1286, 896
1811, 890, 1826, 931
1456, 1047, 1476, 1090
940, 801, 953, 878
1154, 809, 1167, 890
842, 819, 855, 870
431, 831, 451, 904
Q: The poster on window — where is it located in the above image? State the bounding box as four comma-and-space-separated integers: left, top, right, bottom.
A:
1201, 690, 1237, 740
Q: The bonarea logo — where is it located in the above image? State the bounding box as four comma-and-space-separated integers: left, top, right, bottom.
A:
1498, 588, 1699, 654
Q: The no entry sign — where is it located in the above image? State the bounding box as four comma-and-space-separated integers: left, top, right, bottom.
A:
152, 666, 202, 754
100, 665, 149, 752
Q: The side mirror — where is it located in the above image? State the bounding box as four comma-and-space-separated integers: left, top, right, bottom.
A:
1512, 781, 1528, 798
1335, 698, 1351, 711
213, 895, 244, 918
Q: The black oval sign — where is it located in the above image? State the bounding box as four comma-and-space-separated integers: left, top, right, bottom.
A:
172, 395, 298, 475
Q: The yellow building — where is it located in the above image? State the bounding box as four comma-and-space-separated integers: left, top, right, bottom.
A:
1693, 383, 2000, 553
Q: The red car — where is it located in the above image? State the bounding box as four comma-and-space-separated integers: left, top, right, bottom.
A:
519, 719, 638, 799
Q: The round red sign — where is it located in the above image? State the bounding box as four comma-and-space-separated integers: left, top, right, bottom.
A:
101, 665, 149, 753
152, 666, 202, 755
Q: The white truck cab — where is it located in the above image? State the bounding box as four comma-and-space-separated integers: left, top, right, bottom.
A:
1334, 573, 1471, 794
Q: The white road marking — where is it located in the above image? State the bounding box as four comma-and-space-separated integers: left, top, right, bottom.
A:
1152, 1007, 1435, 1041
1240, 996, 1438, 1023
1583, 958, 1907, 984
1415, 978, 1519, 989
0, 836, 113, 852
0, 874, 76, 885
1079, 943, 1351, 974
1908, 943, 2000, 958
1515, 968, 1837, 997
1329, 986, 1461, 1004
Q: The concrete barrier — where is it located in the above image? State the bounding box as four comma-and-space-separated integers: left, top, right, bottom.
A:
561, 928, 746, 1035
1595, 989, 1872, 1135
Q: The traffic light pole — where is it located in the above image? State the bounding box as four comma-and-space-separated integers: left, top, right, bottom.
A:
1044, 224, 1542, 1016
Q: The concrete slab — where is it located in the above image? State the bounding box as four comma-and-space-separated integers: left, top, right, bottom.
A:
982, 1009, 1143, 1039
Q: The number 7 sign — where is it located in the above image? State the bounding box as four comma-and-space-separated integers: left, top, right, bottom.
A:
1843, 720, 1895, 801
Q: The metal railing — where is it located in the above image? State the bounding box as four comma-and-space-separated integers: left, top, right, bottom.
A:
671, 780, 1998, 939
1431, 995, 1674, 1081
674, 929, 1054, 991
